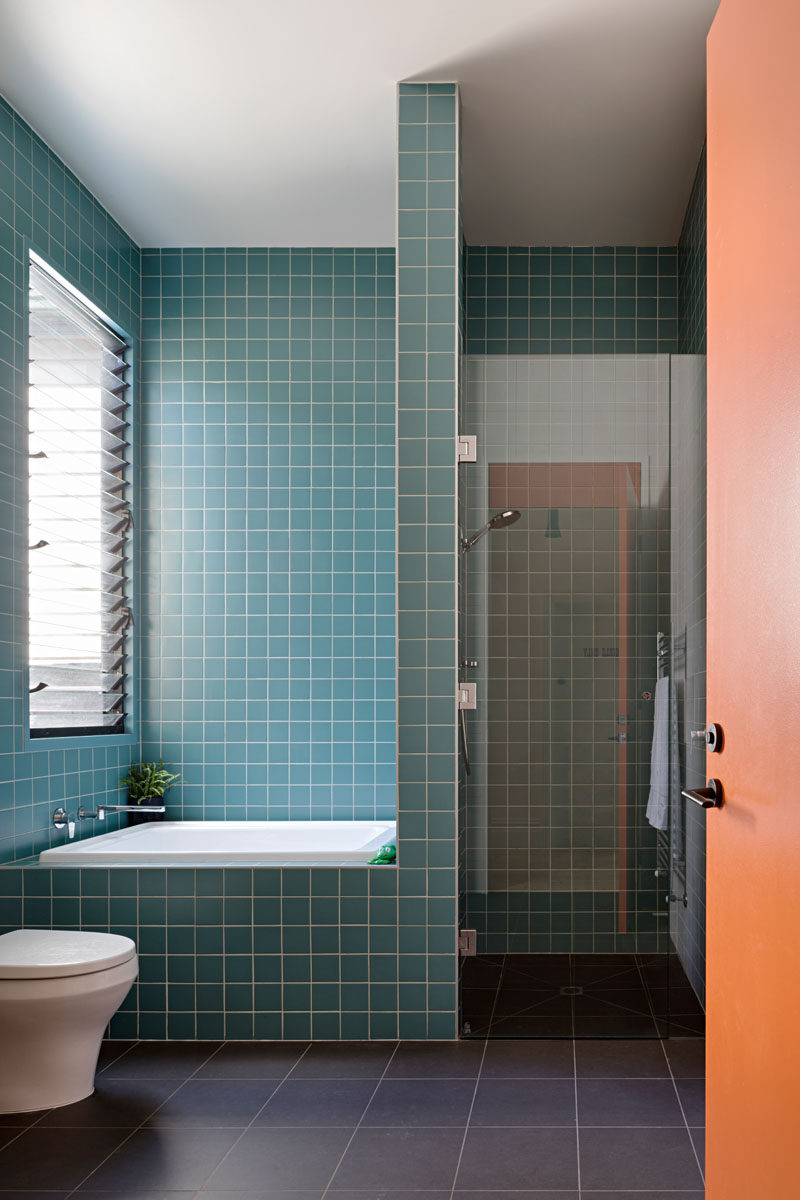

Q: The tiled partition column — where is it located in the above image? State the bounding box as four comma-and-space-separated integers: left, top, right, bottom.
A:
396, 83, 461, 1036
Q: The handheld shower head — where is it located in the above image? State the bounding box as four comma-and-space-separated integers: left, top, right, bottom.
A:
461, 509, 521, 552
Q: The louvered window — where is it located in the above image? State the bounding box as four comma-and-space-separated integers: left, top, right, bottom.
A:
27, 255, 132, 738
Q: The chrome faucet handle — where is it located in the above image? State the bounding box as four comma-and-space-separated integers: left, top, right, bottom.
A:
53, 807, 75, 838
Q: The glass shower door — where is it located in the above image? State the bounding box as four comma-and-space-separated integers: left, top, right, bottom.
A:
458, 354, 675, 1037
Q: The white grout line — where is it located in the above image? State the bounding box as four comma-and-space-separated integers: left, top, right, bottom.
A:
446, 1036, 489, 1200
318, 1040, 401, 1199
60, 1038, 312, 1199
60, 1038, 237, 1198
660, 1035, 705, 1189
573, 1036, 581, 1198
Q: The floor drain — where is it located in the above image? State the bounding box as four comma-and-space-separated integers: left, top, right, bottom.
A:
560, 985, 584, 996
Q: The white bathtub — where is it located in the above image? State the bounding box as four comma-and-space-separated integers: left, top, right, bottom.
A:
38, 820, 397, 866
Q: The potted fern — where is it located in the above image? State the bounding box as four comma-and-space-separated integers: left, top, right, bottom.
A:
121, 760, 180, 826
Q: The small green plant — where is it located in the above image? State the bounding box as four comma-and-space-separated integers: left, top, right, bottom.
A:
121, 759, 180, 804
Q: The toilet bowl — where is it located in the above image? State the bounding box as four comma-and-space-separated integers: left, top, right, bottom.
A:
0, 929, 138, 1113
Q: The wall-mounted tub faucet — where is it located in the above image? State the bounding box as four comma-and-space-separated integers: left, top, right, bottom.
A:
77, 804, 166, 821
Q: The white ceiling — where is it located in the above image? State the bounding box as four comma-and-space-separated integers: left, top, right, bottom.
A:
0, 0, 719, 248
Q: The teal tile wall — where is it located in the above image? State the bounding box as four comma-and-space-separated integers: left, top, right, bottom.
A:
678, 149, 706, 355
396, 82, 461, 1037
0, 95, 140, 864
139, 249, 396, 820
0, 862, 458, 1040
465, 246, 678, 354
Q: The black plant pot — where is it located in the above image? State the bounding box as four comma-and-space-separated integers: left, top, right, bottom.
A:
127, 796, 165, 826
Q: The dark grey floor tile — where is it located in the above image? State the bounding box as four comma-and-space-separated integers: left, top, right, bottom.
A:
461, 957, 504, 988
470, 1078, 575, 1126
582, 1193, 704, 1199
461, 987, 497, 1016
501, 955, 572, 988
579, 1126, 704, 1190
0, 1110, 49, 1126
38, 1078, 178, 1127
573, 1014, 659, 1038
573, 956, 642, 987
488, 1014, 574, 1037
332, 1127, 463, 1190
387, 1040, 485, 1078
0, 1127, 133, 1189
255, 1079, 376, 1127
456, 1127, 579, 1190
363, 1079, 474, 1126
575, 1038, 669, 1077
573, 988, 652, 1015
95, 1041, 139, 1073
208, 1126, 352, 1190
101, 1041, 221, 1079
74, 1193, 196, 1200
664, 1014, 706, 1036
146, 1078, 277, 1126
481, 1038, 574, 1078
690, 1124, 705, 1172
454, 1193, 579, 1200
0, 1131, 26, 1151
675, 1077, 705, 1125
329, 1192, 451, 1200
196, 1041, 310, 1079
665, 1037, 705, 1077
203, 1192, 321, 1200
491, 989, 570, 1016
290, 1042, 396, 1079
578, 1077, 685, 1126
78, 1127, 240, 1191
0, 1193, 72, 1200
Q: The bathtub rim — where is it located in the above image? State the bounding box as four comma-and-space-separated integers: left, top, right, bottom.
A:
33, 818, 398, 869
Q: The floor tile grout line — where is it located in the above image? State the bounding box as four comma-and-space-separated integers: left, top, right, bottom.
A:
59, 1041, 227, 1200
183, 1040, 316, 1191
572, 1037, 581, 1199
61, 1039, 291, 1199
446, 1036, 490, 1200
317, 1041, 401, 1199
95, 1038, 141, 1076
479, 954, 505, 1038
659, 1036, 705, 1189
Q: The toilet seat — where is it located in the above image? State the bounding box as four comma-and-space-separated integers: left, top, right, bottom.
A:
0, 929, 136, 978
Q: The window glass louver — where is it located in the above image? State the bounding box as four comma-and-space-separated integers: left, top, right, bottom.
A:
27, 257, 132, 738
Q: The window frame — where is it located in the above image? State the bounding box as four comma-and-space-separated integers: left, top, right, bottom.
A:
22, 244, 137, 751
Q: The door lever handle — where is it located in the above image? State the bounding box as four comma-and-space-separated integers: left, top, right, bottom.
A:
681, 778, 723, 808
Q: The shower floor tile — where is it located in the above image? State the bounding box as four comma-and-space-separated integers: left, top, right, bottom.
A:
0, 1035, 704, 1197
460, 952, 705, 1039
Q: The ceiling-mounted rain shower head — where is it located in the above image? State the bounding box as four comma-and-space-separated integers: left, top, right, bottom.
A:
461, 509, 521, 552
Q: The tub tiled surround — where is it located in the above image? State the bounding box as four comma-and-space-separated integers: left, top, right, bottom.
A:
139, 247, 396, 822
0, 863, 458, 1040
0, 97, 139, 865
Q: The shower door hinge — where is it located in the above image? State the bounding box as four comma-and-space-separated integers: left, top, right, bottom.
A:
459, 928, 477, 956
457, 434, 477, 463
458, 682, 477, 710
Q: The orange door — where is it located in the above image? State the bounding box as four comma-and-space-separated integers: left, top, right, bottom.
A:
707, 1, 800, 1196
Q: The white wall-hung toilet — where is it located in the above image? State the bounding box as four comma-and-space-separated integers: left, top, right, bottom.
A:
0, 929, 138, 1113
